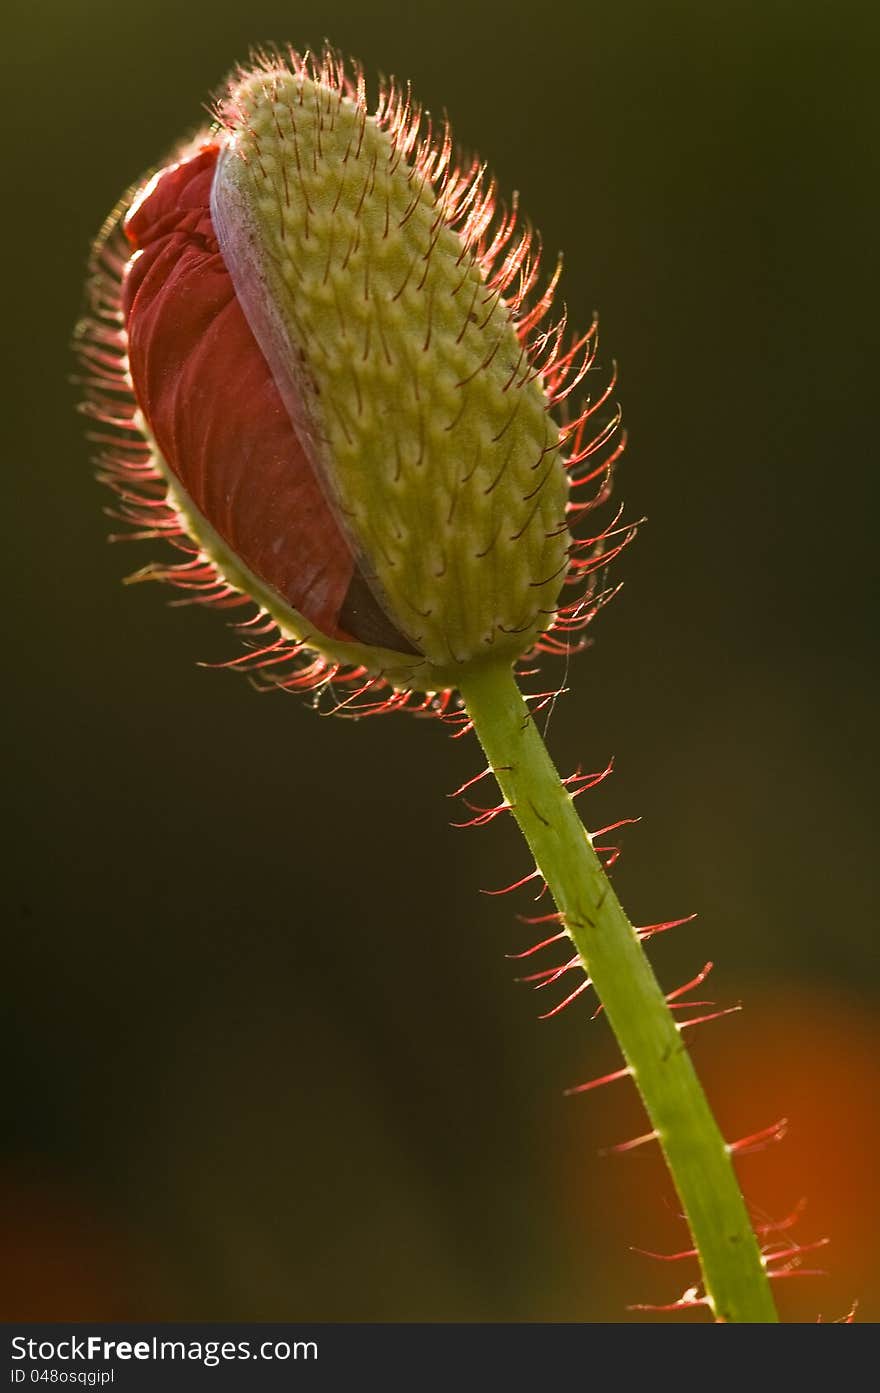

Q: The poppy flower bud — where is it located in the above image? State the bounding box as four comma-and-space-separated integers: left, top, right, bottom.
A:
80, 49, 625, 701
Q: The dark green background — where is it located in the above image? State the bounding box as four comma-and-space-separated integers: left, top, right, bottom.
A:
4, 0, 877, 1321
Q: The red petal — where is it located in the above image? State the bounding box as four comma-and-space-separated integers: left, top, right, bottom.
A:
122, 144, 354, 639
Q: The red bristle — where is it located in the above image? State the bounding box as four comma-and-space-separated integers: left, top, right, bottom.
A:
564, 1064, 632, 1097
481, 868, 544, 897
505, 930, 567, 960
628, 1287, 711, 1314
728, 1118, 789, 1156
601, 1129, 659, 1156
537, 977, 592, 1019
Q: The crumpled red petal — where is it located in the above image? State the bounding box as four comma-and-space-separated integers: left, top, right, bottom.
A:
122, 143, 355, 640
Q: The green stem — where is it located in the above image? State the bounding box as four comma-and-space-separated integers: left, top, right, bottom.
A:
458, 659, 778, 1323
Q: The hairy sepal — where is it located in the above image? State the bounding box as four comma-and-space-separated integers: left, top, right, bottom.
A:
212, 69, 570, 677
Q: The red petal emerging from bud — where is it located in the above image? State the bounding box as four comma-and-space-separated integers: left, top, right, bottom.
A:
122, 143, 414, 652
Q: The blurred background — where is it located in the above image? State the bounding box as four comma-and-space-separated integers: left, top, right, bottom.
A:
3, 0, 878, 1323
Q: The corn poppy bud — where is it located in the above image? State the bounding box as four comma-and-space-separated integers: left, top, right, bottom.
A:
79, 53, 782, 1329
78, 49, 625, 704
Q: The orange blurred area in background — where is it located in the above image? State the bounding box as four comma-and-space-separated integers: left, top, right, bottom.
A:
0, 1167, 141, 1320
3, 989, 875, 1323
559, 987, 878, 1322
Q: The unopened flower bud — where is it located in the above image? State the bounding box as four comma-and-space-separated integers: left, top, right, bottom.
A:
78, 49, 625, 702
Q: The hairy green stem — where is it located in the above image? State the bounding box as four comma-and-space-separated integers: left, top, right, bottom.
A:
459, 660, 778, 1323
